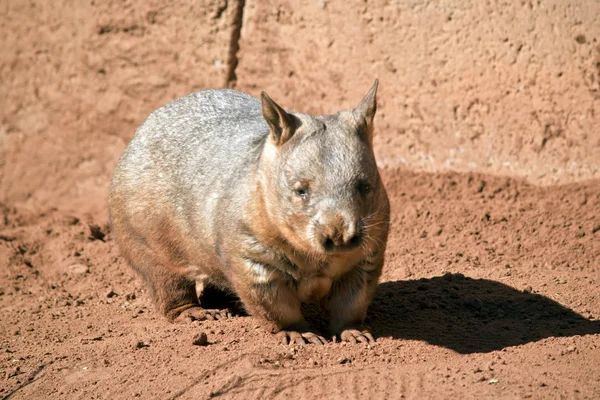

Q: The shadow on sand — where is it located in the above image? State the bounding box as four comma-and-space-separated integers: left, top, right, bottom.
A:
367, 274, 600, 354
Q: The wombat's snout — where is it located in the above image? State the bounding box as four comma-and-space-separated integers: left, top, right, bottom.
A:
316, 214, 362, 252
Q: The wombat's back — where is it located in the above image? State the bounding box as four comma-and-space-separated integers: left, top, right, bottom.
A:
116, 89, 267, 186
109, 89, 269, 258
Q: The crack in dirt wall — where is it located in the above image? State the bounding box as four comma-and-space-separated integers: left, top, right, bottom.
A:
224, 0, 246, 87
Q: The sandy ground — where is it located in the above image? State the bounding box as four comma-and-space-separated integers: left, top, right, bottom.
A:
1, 0, 600, 399
2, 171, 599, 399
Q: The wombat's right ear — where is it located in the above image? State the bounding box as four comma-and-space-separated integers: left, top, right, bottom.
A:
353, 79, 378, 126
351, 80, 378, 145
261, 92, 297, 146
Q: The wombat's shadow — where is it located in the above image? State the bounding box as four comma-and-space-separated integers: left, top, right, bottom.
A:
200, 274, 600, 354
367, 274, 600, 354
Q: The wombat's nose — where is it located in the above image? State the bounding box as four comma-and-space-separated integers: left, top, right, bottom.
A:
319, 215, 362, 252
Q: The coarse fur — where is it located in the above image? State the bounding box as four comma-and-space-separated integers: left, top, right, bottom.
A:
108, 81, 390, 344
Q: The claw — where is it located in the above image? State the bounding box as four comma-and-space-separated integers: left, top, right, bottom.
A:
293, 334, 306, 346
276, 330, 327, 345
342, 331, 358, 344
302, 332, 327, 345
339, 329, 376, 344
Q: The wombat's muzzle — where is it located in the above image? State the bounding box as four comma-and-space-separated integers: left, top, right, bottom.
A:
315, 213, 362, 253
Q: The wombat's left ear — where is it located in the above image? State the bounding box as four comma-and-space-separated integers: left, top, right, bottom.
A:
352, 79, 378, 135
261, 92, 298, 146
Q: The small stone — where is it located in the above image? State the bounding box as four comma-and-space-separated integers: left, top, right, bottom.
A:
135, 341, 149, 349
430, 224, 443, 237
488, 378, 499, 384
454, 273, 465, 281
88, 224, 106, 241
476, 180, 486, 193
63, 216, 80, 225
560, 345, 576, 355
68, 264, 89, 275
106, 289, 118, 298
442, 272, 453, 282
308, 358, 317, 366
523, 286, 533, 294
337, 356, 351, 364
192, 332, 208, 346
468, 297, 483, 310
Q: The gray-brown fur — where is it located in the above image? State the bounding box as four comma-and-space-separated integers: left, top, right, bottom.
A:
108, 81, 390, 344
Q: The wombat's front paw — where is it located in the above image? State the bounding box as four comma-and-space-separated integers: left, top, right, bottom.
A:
174, 306, 234, 324
335, 329, 375, 344
276, 330, 327, 345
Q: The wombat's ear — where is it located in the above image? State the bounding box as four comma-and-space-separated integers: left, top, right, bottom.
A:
352, 80, 378, 140
261, 92, 298, 146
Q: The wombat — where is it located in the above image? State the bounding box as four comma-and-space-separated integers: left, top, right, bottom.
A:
108, 81, 390, 344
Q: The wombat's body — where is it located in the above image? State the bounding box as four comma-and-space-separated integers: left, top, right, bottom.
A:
109, 83, 390, 344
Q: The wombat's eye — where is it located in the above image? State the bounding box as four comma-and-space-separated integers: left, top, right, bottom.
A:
293, 182, 310, 199
294, 188, 309, 198
357, 181, 371, 195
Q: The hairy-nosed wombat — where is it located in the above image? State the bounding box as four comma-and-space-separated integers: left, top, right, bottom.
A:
108, 81, 390, 344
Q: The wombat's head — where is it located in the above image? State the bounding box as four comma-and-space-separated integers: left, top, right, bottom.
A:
258, 81, 388, 258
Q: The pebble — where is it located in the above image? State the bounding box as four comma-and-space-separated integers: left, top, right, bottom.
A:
468, 297, 483, 310
430, 224, 443, 236
560, 346, 576, 355
135, 341, 149, 349
192, 332, 208, 346
68, 264, 89, 275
